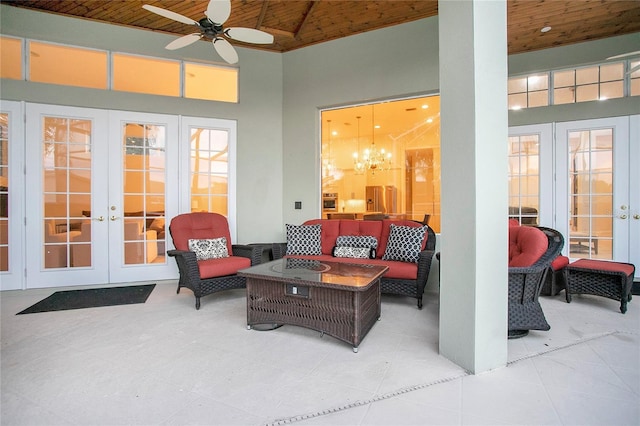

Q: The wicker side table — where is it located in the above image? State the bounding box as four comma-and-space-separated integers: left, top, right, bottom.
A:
565, 259, 635, 313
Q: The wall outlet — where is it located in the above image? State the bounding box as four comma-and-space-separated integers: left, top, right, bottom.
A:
295, 201, 302, 209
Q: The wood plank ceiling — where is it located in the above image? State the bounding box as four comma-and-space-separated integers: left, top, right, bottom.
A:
4, 0, 640, 55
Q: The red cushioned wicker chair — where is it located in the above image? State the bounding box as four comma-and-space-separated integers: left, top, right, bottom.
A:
168, 212, 262, 310
508, 226, 564, 338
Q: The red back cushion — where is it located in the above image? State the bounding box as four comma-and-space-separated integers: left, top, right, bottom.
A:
169, 213, 233, 254
509, 226, 548, 267
301, 219, 429, 259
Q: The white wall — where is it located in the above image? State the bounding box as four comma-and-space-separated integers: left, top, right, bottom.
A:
2, 4, 638, 245
0, 4, 284, 245
281, 17, 440, 228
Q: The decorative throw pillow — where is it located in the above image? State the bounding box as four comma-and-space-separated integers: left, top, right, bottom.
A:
382, 224, 426, 263
332, 246, 375, 259
286, 224, 322, 256
188, 237, 229, 261
335, 235, 378, 249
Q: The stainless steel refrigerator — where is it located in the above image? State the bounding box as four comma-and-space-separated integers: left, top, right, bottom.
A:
366, 185, 397, 213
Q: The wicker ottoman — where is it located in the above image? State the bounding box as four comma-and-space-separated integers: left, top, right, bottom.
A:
565, 259, 635, 313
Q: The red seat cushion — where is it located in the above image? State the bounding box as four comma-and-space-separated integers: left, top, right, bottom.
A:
198, 255, 251, 279
569, 259, 635, 277
509, 226, 548, 267
551, 255, 570, 271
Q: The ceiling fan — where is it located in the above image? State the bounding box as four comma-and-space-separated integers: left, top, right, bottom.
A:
606, 50, 640, 75
142, 0, 274, 64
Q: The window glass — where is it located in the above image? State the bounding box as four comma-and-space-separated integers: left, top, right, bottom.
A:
0, 37, 22, 80
600, 81, 623, 100
0, 113, 8, 271
554, 87, 575, 105
113, 54, 180, 97
321, 97, 441, 232
508, 93, 527, 110
29, 41, 107, 89
527, 75, 548, 91
508, 134, 540, 225
630, 61, 640, 96
576, 84, 599, 102
508, 77, 526, 93
600, 63, 623, 82
190, 128, 229, 215
528, 91, 548, 108
184, 63, 238, 103
576, 67, 598, 85
554, 70, 575, 88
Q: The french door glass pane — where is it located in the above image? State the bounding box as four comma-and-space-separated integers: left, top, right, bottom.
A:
42, 117, 91, 268
189, 128, 229, 215
508, 134, 540, 225
568, 129, 613, 259
122, 123, 166, 265
0, 114, 8, 271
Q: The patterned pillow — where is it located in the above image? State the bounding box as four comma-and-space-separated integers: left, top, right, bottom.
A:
286, 224, 322, 255
335, 235, 378, 249
188, 237, 229, 260
332, 246, 375, 259
382, 224, 426, 263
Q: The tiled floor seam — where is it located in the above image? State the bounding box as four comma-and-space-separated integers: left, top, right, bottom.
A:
265, 330, 631, 426
263, 372, 470, 426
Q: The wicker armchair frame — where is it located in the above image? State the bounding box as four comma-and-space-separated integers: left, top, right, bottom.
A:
272, 226, 436, 309
508, 226, 564, 338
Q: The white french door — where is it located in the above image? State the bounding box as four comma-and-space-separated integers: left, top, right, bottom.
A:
509, 115, 639, 269
25, 104, 179, 288
555, 116, 639, 265
0, 101, 25, 290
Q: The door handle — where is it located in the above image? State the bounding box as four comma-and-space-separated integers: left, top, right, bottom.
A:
93, 216, 105, 222
633, 214, 640, 220
110, 216, 120, 221
619, 214, 628, 219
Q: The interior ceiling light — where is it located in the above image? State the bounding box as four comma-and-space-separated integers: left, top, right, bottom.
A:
541, 26, 552, 33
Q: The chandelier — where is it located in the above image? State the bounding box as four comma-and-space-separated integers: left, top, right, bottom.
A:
323, 119, 343, 180
352, 112, 391, 175
352, 116, 366, 175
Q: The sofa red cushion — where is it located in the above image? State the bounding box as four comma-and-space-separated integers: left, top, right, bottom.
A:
198, 255, 251, 279
551, 255, 569, 271
509, 225, 548, 267
302, 218, 428, 260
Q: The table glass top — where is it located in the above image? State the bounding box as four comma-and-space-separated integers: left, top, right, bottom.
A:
238, 258, 388, 288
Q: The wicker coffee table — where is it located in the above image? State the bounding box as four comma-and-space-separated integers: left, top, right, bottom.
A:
238, 258, 388, 352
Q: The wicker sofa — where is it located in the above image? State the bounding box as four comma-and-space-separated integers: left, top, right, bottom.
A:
272, 219, 436, 309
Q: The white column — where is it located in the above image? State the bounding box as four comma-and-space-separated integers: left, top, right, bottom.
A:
438, 0, 509, 373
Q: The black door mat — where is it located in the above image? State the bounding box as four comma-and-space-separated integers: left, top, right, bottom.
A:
17, 284, 156, 315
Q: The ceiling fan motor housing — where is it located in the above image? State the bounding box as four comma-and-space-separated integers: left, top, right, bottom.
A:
198, 17, 224, 39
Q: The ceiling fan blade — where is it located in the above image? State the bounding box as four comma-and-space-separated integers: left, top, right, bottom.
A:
142, 4, 197, 26
606, 50, 640, 60
213, 38, 238, 64
206, 0, 231, 25
165, 34, 201, 50
224, 27, 274, 44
